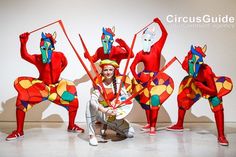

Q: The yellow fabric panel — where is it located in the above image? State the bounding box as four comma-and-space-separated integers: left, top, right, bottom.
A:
215, 82, 223, 92
48, 93, 57, 101
150, 85, 166, 95
143, 88, 150, 97
167, 85, 173, 94
32, 79, 43, 84
19, 80, 32, 89
60, 99, 69, 105
57, 80, 67, 96
223, 81, 232, 90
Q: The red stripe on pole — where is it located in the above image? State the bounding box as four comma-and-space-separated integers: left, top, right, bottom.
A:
29, 20, 60, 34
160, 57, 182, 72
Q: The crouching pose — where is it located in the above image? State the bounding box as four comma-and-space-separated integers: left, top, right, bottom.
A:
167, 45, 233, 146
6, 32, 84, 141
86, 59, 134, 146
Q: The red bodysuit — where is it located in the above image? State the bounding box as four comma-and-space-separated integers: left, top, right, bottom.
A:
130, 18, 167, 80
6, 32, 84, 141
88, 38, 133, 65
21, 49, 67, 85
168, 48, 233, 146
130, 18, 174, 134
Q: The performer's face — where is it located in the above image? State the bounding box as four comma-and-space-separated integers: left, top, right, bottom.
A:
142, 33, 154, 53
188, 54, 203, 78
40, 32, 56, 64
102, 65, 115, 80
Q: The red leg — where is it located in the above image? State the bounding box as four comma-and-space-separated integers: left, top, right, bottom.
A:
149, 109, 159, 135
214, 110, 229, 146
6, 107, 25, 141
150, 109, 158, 128
16, 109, 25, 133
141, 110, 151, 130
68, 110, 84, 133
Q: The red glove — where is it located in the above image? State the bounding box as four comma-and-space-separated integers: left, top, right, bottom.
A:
19, 32, 29, 44
84, 52, 89, 59
153, 17, 161, 23
115, 38, 127, 48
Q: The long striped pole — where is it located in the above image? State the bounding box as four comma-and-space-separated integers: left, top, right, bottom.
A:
29, 20, 60, 34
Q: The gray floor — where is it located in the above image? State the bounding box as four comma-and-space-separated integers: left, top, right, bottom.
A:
0, 122, 236, 157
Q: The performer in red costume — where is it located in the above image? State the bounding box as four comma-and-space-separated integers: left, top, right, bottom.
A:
84, 27, 133, 65
167, 45, 233, 146
6, 32, 84, 141
130, 18, 174, 135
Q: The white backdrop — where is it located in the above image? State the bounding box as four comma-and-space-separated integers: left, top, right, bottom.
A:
0, 0, 235, 123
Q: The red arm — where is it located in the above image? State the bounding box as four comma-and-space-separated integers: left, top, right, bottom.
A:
84, 47, 101, 63
130, 52, 142, 80
91, 48, 101, 63
114, 38, 134, 59
196, 65, 217, 96
61, 53, 68, 72
182, 52, 191, 73
20, 32, 36, 64
152, 18, 168, 52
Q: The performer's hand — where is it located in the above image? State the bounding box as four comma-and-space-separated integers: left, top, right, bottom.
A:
111, 99, 121, 107
115, 38, 126, 47
84, 52, 89, 59
19, 32, 29, 44
73, 79, 80, 86
105, 108, 116, 116
153, 17, 161, 24
195, 81, 205, 89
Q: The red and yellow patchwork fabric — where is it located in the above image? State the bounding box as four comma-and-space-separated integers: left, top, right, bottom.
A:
132, 71, 174, 110
178, 76, 233, 112
14, 77, 78, 112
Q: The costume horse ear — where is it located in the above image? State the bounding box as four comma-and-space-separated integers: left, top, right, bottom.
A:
151, 26, 156, 35
112, 26, 115, 34
202, 44, 207, 54
102, 27, 106, 33
41, 32, 47, 39
52, 31, 57, 40
190, 45, 195, 52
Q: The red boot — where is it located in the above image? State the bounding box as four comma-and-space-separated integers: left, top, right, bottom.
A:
214, 110, 229, 146
149, 109, 158, 135
6, 109, 25, 141
167, 108, 186, 132
68, 124, 84, 133
141, 110, 151, 131
68, 110, 84, 133
6, 130, 24, 141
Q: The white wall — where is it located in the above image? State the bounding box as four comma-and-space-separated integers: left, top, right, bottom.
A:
0, 0, 235, 123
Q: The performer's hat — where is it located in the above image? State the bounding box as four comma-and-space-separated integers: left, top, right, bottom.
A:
99, 59, 119, 68
191, 45, 207, 57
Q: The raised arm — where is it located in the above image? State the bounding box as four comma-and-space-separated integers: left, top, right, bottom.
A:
195, 66, 217, 96
60, 53, 68, 72
20, 32, 36, 64
84, 47, 101, 63
152, 18, 168, 52
113, 38, 134, 59
130, 53, 141, 80
181, 52, 191, 73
